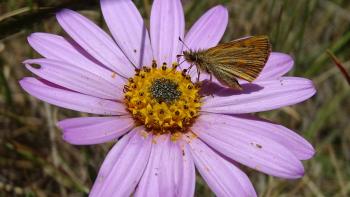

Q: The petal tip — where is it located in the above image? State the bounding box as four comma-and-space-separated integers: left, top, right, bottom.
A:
19, 77, 32, 87
19, 77, 39, 95
62, 134, 75, 144
214, 4, 228, 12
27, 33, 36, 43
302, 145, 316, 160
56, 121, 64, 130
305, 79, 317, 98
18, 79, 26, 87
27, 34, 42, 52
24, 63, 35, 71
27, 32, 50, 44
62, 133, 86, 145
56, 8, 74, 20
295, 167, 305, 178
288, 160, 305, 179
212, 5, 228, 24
271, 52, 294, 68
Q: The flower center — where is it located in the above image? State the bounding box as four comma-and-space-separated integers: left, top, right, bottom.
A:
124, 61, 202, 135
150, 78, 181, 103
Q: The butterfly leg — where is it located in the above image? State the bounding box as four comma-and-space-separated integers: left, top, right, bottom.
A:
187, 64, 194, 74
196, 68, 201, 82
177, 59, 186, 70
206, 72, 215, 98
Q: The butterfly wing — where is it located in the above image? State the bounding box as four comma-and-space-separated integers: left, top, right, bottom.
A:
206, 35, 271, 88
210, 65, 243, 89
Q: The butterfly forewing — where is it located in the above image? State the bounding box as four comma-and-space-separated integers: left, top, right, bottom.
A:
204, 36, 271, 88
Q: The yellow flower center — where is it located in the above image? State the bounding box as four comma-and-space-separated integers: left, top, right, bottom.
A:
124, 61, 202, 135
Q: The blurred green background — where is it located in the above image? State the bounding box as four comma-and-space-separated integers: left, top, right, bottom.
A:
0, 0, 349, 196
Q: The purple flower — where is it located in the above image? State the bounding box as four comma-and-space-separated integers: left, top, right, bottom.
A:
20, 0, 316, 196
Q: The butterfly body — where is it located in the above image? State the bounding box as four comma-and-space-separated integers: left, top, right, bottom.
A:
183, 35, 271, 89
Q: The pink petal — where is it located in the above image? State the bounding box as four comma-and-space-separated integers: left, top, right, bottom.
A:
90, 128, 152, 196
57, 116, 134, 145
158, 138, 195, 197
183, 5, 228, 74
89, 131, 133, 196
24, 58, 123, 100
27, 33, 125, 89
135, 136, 195, 197
157, 137, 178, 196
202, 77, 316, 114
186, 137, 256, 197
150, 0, 184, 66
232, 114, 315, 160
192, 114, 305, 179
184, 5, 228, 51
101, 0, 153, 67
176, 140, 196, 197
56, 9, 135, 78
19, 77, 127, 115
134, 135, 162, 197
257, 52, 294, 81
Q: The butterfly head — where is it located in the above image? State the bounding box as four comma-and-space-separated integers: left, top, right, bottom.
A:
183, 50, 198, 63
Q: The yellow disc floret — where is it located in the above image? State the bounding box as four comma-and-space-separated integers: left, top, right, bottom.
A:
124, 61, 202, 134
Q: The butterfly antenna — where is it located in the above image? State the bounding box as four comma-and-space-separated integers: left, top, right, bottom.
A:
178, 37, 190, 51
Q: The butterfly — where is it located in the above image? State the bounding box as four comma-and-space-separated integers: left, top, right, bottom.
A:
181, 35, 271, 89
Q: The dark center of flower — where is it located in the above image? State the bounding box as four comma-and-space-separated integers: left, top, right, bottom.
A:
150, 78, 182, 103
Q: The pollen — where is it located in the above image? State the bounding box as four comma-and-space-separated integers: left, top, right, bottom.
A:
124, 61, 202, 134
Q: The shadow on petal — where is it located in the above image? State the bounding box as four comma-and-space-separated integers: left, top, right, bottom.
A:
200, 80, 264, 97
66, 37, 112, 71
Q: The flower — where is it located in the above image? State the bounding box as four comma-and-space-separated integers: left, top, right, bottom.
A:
20, 0, 316, 196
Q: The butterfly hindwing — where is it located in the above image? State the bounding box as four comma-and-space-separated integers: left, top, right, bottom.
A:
210, 64, 242, 89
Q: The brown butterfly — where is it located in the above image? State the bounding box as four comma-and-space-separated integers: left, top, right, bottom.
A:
181, 35, 271, 90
